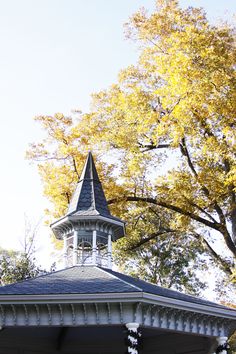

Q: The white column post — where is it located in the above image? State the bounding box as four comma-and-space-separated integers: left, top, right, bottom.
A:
73, 229, 78, 265
125, 322, 141, 354
92, 230, 97, 265
107, 234, 112, 269
215, 337, 229, 354
63, 235, 67, 268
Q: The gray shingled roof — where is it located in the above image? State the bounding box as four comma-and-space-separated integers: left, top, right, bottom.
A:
67, 152, 111, 217
0, 266, 228, 310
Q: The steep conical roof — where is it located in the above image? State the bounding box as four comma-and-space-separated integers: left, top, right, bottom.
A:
67, 152, 111, 217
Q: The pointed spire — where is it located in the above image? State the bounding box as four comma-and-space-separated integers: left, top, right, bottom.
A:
67, 152, 111, 217
79, 151, 100, 182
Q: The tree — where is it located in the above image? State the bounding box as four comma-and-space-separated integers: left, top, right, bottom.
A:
115, 206, 207, 295
0, 249, 43, 285
27, 1, 236, 293
0, 218, 46, 285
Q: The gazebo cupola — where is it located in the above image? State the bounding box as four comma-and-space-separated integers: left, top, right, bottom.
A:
51, 152, 125, 269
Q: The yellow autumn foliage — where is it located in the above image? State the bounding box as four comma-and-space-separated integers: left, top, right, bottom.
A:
27, 1, 236, 287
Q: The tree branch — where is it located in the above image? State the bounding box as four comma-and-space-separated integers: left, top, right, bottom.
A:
108, 196, 221, 231
147, 38, 169, 54
179, 137, 228, 229
137, 141, 170, 152
192, 232, 233, 275
71, 156, 80, 179
126, 229, 176, 251
179, 137, 198, 178
223, 158, 236, 244
182, 196, 218, 223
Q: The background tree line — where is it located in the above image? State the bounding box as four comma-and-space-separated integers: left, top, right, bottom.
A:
0, 218, 47, 285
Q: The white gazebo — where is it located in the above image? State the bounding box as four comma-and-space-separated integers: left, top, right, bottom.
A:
0, 152, 235, 354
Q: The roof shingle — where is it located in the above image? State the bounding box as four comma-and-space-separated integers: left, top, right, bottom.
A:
0, 266, 229, 310
67, 152, 111, 217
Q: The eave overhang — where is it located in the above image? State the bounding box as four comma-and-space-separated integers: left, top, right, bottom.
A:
51, 214, 125, 240
0, 291, 235, 321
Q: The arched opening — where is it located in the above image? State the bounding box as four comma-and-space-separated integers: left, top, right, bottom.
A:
77, 241, 92, 264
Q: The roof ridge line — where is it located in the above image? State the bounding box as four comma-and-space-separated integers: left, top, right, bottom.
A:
98, 267, 143, 292
90, 154, 96, 210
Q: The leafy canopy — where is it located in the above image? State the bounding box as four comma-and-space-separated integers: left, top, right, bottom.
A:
27, 1, 236, 293
0, 249, 43, 285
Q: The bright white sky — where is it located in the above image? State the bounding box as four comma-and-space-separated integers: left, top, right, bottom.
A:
0, 0, 235, 268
